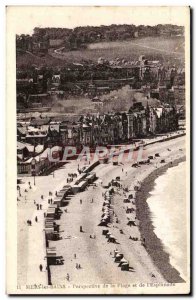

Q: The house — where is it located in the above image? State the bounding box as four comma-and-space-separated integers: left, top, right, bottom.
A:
48, 124, 61, 147
17, 126, 28, 141
17, 142, 31, 161
25, 126, 48, 146
128, 102, 147, 138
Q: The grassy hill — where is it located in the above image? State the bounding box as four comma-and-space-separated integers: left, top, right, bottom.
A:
16, 36, 185, 68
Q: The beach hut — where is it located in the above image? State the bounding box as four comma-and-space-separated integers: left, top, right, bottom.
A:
44, 226, 54, 240
46, 247, 64, 265
85, 172, 96, 184
106, 232, 111, 238
46, 207, 56, 218
78, 180, 88, 191
72, 184, 80, 194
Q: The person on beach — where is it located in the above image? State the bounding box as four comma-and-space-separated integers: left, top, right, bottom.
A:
80, 199, 82, 204
39, 264, 43, 272
35, 216, 38, 222
34, 200, 36, 205
66, 273, 70, 281
40, 204, 42, 210
76, 263, 78, 269
74, 254, 76, 259
36, 204, 39, 210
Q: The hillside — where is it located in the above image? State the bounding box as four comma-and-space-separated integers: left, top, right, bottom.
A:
16, 36, 185, 68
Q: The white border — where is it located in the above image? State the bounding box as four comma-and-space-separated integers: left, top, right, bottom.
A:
2, 1, 194, 299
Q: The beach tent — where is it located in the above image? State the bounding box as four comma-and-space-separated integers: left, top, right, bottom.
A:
126, 206, 135, 213
98, 220, 108, 226
102, 213, 109, 218
115, 253, 123, 262
123, 198, 130, 203
121, 262, 129, 271
108, 235, 117, 243
102, 229, 109, 235
114, 250, 119, 257
118, 258, 128, 267
127, 220, 136, 227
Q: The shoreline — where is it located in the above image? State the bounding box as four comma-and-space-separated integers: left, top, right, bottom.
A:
135, 156, 186, 283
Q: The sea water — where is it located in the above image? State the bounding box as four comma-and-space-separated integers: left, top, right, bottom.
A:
147, 161, 187, 281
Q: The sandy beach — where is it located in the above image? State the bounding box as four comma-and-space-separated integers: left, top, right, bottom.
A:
17, 134, 186, 289
49, 135, 186, 286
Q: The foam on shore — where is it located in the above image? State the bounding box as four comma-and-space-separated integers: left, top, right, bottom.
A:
135, 156, 186, 283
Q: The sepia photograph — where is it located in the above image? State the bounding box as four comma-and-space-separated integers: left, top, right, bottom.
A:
6, 6, 190, 295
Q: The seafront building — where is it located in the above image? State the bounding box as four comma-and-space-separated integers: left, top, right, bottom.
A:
17, 102, 179, 176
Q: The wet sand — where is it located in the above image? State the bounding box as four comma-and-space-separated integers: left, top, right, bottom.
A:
135, 156, 186, 283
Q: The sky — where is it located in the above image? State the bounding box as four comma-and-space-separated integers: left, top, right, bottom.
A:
6, 6, 189, 35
